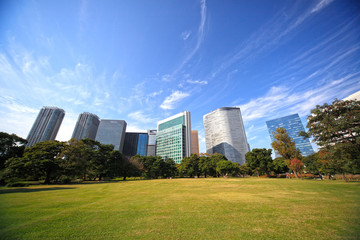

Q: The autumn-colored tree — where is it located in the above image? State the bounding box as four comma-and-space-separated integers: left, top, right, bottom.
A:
289, 158, 304, 179
271, 128, 301, 165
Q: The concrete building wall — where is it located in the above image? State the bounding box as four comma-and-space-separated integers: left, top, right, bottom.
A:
203, 107, 249, 164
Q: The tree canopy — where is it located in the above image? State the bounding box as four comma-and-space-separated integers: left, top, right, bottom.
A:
271, 127, 301, 161
245, 148, 273, 177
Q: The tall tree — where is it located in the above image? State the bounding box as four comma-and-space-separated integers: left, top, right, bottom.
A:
271, 128, 301, 162
289, 158, 304, 179
301, 99, 360, 178
0, 132, 27, 169
60, 139, 89, 179
245, 148, 273, 177
6, 141, 65, 184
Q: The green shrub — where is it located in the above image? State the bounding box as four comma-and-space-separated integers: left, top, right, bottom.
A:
6, 182, 29, 187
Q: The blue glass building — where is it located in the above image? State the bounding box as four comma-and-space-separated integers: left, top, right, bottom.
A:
123, 132, 148, 157
266, 113, 314, 157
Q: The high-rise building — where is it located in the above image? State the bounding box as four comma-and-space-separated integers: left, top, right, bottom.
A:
123, 132, 148, 157
95, 119, 127, 152
266, 113, 314, 157
156, 111, 192, 164
343, 90, 360, 101
26, 106, 65, 147
203, 107, 249, 164
71, 112, 100, 140
147, 130, 157, 157
191, 130, 199, 155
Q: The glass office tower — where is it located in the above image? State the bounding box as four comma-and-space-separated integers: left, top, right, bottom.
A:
123, 132, 148, 157
95, 119, 127, 152
71, 112, 100, 140
266, 113, 314, 157
26, 106, 65, 147
156, 111, 191, 164
203, 107, 249, 164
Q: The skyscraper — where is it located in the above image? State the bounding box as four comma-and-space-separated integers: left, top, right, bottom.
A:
266, 113, 314, 157
123, 132, 148, 157
71, 112, 100, 140
147, 130, 157, 156
26, 106, 65, 147
203, 107, 249, 164
191, 130, 199, 155
95, 119, 127, 152
156, 111, 191, 164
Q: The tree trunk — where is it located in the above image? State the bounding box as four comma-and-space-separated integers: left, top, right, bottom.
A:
44, 171, 51, 184
123, 175, 126, 181
294, 171, 299, 179
342, 172, 347, 182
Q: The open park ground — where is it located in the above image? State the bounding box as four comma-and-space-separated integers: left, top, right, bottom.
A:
0, 178, 359, 239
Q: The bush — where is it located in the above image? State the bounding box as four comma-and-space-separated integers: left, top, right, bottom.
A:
6, 182, 29, 187
59, 176, 72, 184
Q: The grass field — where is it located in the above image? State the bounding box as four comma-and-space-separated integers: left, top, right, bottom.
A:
0, 178, 359, 239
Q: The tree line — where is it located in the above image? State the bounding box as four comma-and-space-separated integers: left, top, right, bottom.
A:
0, 133, 247, 185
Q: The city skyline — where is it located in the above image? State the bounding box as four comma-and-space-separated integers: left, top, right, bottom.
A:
0, 0, 359, 153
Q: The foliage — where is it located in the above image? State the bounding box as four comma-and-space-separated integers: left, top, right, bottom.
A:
216, 160, 237, 177
132, 155, 177, 179
272, 157, 289, 174
5, 141, 66, 184
304, 99, 360, 148
0, 132, 27, 169
302, 99, 360, 178
178, 154, 200, 178
245, 148, 273, 177
289, 158, 304, 179
271, 127, 301, 160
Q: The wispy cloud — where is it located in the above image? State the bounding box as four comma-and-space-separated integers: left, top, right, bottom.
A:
181, 31, 191, 40
171, 0, 207, 77
238, 74, 360, 123
311, 0, 334, 13
187, 80, 208, 85
128, 111, 159, 124
210, 0, 335, 79
160, 91, 190, 110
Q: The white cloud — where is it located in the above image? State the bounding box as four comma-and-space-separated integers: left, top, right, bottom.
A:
160, 91, 190, 110
148, 90, 163, 97
181, 31, 192, 40
128, 111, 158, 124
187, 80, 208, 85
311, 0, 334, 13
161, 74, 171, 82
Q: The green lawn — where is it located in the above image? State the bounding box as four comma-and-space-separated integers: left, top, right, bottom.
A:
0, 178, 359, 239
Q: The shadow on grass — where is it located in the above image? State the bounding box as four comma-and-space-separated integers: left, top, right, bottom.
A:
0, 187, 76, 194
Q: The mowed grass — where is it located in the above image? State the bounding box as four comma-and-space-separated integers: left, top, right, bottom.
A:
0, 178, 359, 240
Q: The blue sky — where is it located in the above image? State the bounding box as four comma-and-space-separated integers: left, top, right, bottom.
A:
0, 0, 359, 154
